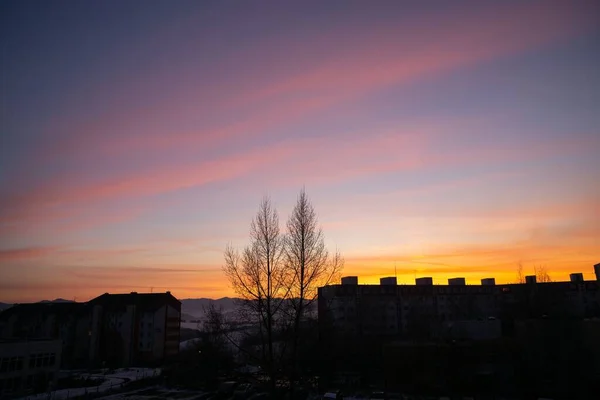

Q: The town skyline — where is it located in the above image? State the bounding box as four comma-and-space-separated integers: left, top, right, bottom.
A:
1, 0, 599, 303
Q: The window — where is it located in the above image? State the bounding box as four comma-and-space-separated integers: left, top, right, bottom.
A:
49, 354, 56, 366
9, 357, 16, 372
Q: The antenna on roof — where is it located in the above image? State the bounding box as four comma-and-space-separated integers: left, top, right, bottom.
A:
150, 287, 154, 293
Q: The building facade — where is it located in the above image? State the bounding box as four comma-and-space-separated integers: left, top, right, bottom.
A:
0, 303, 90, 368
87, 292, 181, 367
0, 339, 61, 397
0, 292, 181, 369
317, 264, 600, 394
319, 265, 600, 341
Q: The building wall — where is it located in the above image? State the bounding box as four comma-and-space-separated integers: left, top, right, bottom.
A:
1, 293, 181, 369
88, 305, 102, 363
150, 306, 166, 360
319, 279, 600, 343
165, 305, 180, 359
123, 305, 136, 366
0, 340, 62, 397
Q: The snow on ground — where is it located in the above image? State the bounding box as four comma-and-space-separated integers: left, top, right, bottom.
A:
96, 386, 209, 400
19, 368, 161, 400
179, 338, 201, 351
181, 322, 201, 330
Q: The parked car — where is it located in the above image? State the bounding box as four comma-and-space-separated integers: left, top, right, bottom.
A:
370, 391, 385, 400
323, 390, 342, 400
233, 383, 256, 399
247, 392, 270, 400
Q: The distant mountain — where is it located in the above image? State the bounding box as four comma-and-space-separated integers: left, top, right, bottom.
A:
180, 297, 317, 320
39, 298, 75, 303
181, 313, 200, 322
180, 297, 239, 318
0, 299, 74, 312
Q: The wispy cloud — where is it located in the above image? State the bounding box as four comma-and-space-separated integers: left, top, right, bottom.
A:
0, 247, 61, 262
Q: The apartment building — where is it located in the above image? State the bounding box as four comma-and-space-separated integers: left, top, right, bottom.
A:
0, 292, 181, 369
0, 339, 61, 397
88, 292, 181, 367
0, 303, 90, 368
317, 264, 600, 393
318, 264, 600, 341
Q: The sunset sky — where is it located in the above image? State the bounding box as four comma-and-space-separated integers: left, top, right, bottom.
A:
1, 0, 599, 303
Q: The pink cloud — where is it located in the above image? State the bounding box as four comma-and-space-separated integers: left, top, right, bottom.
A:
24, 0, 596, 169
2, 0, 597, 235
1, 129, 428, 231
0, 143, 296, 227
241, 0, 597, 105
3, 123, 595, 236
0, 247, 61, 262
0, 246, 151, 264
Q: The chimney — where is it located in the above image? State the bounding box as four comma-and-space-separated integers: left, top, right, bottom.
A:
130, 291, 138, 295
570, 273, 584, 283
380, 277, 397, 286
416, 277, 433, 286
341, 276, 358, 285
595, 263, 600, 281
448, 277, 466, 286
525, 275, 536, 284
166, 291, 171, 295
481, 278, 496, 286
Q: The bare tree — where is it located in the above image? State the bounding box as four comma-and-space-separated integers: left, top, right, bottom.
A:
285, 188, 344, 390
201, 304, 228, 351
197, 304, 235, 379
534, 265, 552, 283
517, 262, 525, 284
516, 263, 552, 283
223, 197, 288, 389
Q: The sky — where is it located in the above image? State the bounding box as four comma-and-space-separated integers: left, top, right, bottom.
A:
1, 0, 599, 303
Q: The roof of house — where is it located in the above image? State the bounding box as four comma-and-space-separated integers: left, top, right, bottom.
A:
87, 292, 181, 311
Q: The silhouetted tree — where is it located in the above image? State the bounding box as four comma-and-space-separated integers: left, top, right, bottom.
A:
198, 304, 234, 384
516, 263, 552, 283
516, 262, 525, 284
534, 265, 552, 282
223, 197, 289, 391
285, 188, 343, 392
